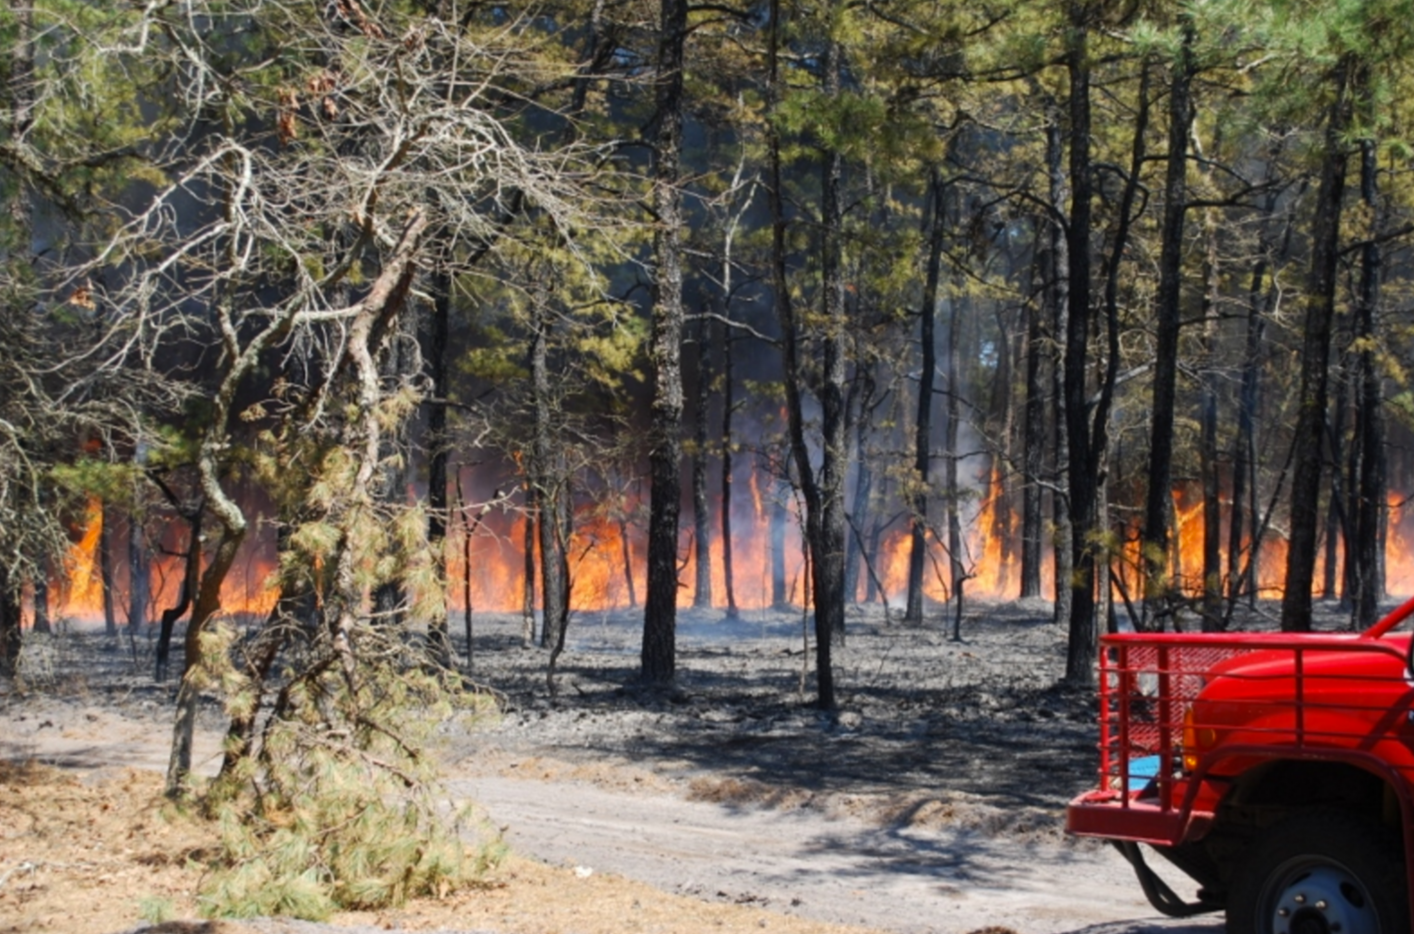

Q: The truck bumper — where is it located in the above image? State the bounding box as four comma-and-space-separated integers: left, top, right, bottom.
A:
1067, 789, 1210, 846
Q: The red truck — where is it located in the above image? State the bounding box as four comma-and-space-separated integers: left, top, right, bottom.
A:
1067, 595, 1414, 934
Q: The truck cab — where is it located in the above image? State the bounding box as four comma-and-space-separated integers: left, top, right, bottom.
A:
1067, 597, 1414, 934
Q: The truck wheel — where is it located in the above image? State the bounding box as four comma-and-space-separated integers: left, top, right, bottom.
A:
1227, 810, 1407, 934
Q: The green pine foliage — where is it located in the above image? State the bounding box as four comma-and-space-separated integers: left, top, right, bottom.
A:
194, 619, 502, 919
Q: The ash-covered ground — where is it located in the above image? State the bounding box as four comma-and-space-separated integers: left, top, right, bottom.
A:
452, 599, 1098, 839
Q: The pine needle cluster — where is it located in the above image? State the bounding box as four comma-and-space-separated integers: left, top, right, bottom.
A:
192, 621, 502, 920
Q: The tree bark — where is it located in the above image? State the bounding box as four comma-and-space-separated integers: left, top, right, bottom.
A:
641, 0, 689, 684
766, 0, 840, 708
100, 498, 117, 637
1199, 193, 1222, 630
906, 173, 945, 623
31, 572, 49, 635
0, 566, 19, 678
1020, 213, 1048, 601
531, 299, 568, 651
1351, 131, 1386, 628
944, 280, 965, 632
844, 370, 877, 607
691, 313, 713, 608
818, 35, 848, 648
1042, 91, 1072, 624
425, 267, 454, 666
155, 502, 201, 683
1282, 55, 1354, 632
719, 315, 740, 619
1141, 24, 1194, 627
127, 506, 149, 633
770, 485, 789, 607
521, 480, 536, 647
1063, 1, 1100, 683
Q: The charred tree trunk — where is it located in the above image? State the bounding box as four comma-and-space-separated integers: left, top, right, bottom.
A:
1351, 131, 1386, 628
425, 267, 454, 666
530, 303, 568, 651
1142, 26, 1193, 627
1200, 201, 1223, 630
100, 498, 117, 637
1065, 2, 1129, 683
944, 285, 965, 628
720, 315, 740, 619
155, 502, 202, 683
1043, 91, 1073, 627
641, 0, 688, 684
818, 37, 848, 648
767, 3, 840, 708
1326, 371, 1350, 602
216, 540, 311, 784
1020, 214, 1049, 600
770, 484, 789, 607
1, 0, 34, 668
618, 517, 638, 608
1230, 229, 1270, 611
691, 313, 713, 609
1228, 165, 1294, 617
521, 481, 536, 647
128, 510, 149, 633
31, 572, 49, 636
1063, 2, 1100, 683
1283, 55, 1354, 633
0, 566, 19, 678
843, 372, 877, 607
906, 172, 945, 624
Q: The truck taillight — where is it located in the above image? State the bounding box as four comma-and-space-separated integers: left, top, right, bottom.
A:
1181, 706, 1214, 772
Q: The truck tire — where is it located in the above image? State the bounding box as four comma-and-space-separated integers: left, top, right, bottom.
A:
1227, 809, 1407, 934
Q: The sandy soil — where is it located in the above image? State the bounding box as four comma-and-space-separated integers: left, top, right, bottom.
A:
0, 600, 1232, 934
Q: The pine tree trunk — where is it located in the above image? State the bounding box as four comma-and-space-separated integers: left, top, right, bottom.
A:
1325, 373, 1349, 602
31, 572, 49, 635
617, 517, 638, 608
168, 525, 245, 795
770, 488, 788, 608
1142, 24, 1194, 627
641, 0, 688, 684
425, 267, 454, 666
0, 565, 19, 678
691, 314, 713, 608
906, 174, 944, 623
2, 0, 34, 667
1283, 55, 1354, 633
817, 37, 848, 649
1229, 251, 1267, 611
1043, 92, 1072, 624
128, 510, 149, 632
766, 0, 837, 708
720, 315, 739, 619
100, 498, 117, 637
1063, 1, 1100, 684
521, 483, 536, 647
1020, 214, 1047, 600
155, 506, 201, 683
531, 303, 568, 651
944, 279, 965, 615
1200, 203, 1223, 631
1351, 131, 1386, 628
843, 379, 875, 607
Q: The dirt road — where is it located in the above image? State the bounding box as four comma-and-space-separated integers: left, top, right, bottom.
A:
456, 769, 1224, 934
